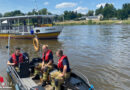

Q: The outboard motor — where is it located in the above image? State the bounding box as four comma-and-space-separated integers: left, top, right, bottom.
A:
18, 52, 30, 78
23, 52, 29, 63
29, 58, 42, 73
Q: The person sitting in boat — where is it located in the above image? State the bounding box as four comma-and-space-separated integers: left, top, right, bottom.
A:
32, 45, 54, 87
7, 47, 25, 70
51, 49, 71, 90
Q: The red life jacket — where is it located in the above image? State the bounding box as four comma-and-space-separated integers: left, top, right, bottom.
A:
12, 53, 23, 65
42, 50, 52, 62
57, 55, 67, 69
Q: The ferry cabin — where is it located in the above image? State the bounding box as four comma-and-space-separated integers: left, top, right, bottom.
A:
0, 15, 63, 39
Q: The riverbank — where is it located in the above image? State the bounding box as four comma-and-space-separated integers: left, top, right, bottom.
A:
55, 20, 130, 25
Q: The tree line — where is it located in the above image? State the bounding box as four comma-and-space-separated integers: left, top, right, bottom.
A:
63, 3, 130, 20
95, 3, 130, 20
0, 8, 51, 17
0, 3, 130, 20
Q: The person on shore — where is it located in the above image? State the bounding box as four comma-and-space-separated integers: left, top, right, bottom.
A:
7, 47, 25, 70
51, 49, 71, 90
32, 45, 54, 87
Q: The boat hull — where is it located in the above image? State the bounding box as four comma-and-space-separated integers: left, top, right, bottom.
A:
0, 32, 60, 39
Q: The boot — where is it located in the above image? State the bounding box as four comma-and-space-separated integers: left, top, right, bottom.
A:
42, 81, 46, 87
53, 87, 55, 90
32, 74, 40, 80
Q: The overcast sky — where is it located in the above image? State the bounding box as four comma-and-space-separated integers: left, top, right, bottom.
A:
0, 0, 130, 14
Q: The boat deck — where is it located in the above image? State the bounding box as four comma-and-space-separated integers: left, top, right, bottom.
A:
21, 77, 38, 90
21, 77, 53, 90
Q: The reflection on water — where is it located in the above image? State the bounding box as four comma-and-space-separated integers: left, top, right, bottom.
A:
0, 25, 130, 90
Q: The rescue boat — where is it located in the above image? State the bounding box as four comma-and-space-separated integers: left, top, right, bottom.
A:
7, 53, 94, 90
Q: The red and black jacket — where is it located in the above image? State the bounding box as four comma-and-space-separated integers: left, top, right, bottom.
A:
12, 53, 23, 66
42, 50, 53, 63
57, 55, 68, 69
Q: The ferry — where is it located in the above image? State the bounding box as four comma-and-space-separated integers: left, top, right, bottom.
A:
0, 15, 63, 39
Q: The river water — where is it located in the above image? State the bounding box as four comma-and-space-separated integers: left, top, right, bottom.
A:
0, 25, 130, 90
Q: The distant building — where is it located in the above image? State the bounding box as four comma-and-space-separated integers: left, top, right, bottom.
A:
109, 17, 118, 20
86, 14, 103, 20
78, 14, 103, 21
78, 16, 87, 20
128, 17, 130, 20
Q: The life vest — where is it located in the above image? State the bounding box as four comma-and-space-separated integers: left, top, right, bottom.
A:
57, 55, 67, 69
42, 50, 52, 62
12, 53, 23, 65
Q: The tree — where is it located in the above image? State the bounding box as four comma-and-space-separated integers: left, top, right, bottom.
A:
0, 13, 2, 17
27, 9, 38, 15
117, 9, 128, 20
63, 11, 83, 20
95, 3, 117, 19
122, 3, 130, 19
116, 3, 130, 20
27, 8, 51, 15
48, 12, 52, 15
38, 8, 47, 15
4, 10, 24, 17
56, 15, 64, 22
87, 10, 94, 16
64, 11, 80, 20
77, 13, 82, 18
13, 10, 24, 16
95, 6, 103, 15
123, 3, 130, 15
4, 12, 13, 17
102, 3, 116, 19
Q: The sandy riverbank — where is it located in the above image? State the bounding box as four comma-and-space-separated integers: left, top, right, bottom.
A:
55, 20, 130, 25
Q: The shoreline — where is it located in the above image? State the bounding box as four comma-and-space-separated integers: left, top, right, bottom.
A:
55, 20, 130, 25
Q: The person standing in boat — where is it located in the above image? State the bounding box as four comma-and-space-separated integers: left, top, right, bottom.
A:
32, 45, 54, 87
7, 47, 25, 70
51, 49, 71, 90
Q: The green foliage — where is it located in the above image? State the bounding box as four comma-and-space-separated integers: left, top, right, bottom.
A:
27, 9, 38, 15
38, 8, 47, 15
96, 3, 116, 19
103, 4, 116, 19
0, 13, 2, 17
118, 3, 130, 20
87, 10, 94, 16
4, 10, 24, 17
27, 8, 51, 15
95, 6, 103, 15
57, 15, 64, 21
117, 9, 128, 20
64, 11, 83, 20
88, 20, 93, 25
95, 3, 130, 20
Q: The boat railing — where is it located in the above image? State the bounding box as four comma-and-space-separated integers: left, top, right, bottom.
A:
8, 66, 29, 90
72, 69, 91, 88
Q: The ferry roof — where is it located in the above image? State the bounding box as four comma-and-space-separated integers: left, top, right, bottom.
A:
0, 15, 56, 20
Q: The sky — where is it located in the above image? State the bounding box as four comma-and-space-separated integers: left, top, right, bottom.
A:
0, 0, 130, 15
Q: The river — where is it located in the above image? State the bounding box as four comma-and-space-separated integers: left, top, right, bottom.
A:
0, 25, 130, 90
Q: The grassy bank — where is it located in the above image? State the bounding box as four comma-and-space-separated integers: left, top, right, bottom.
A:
55, 20, 130, 25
